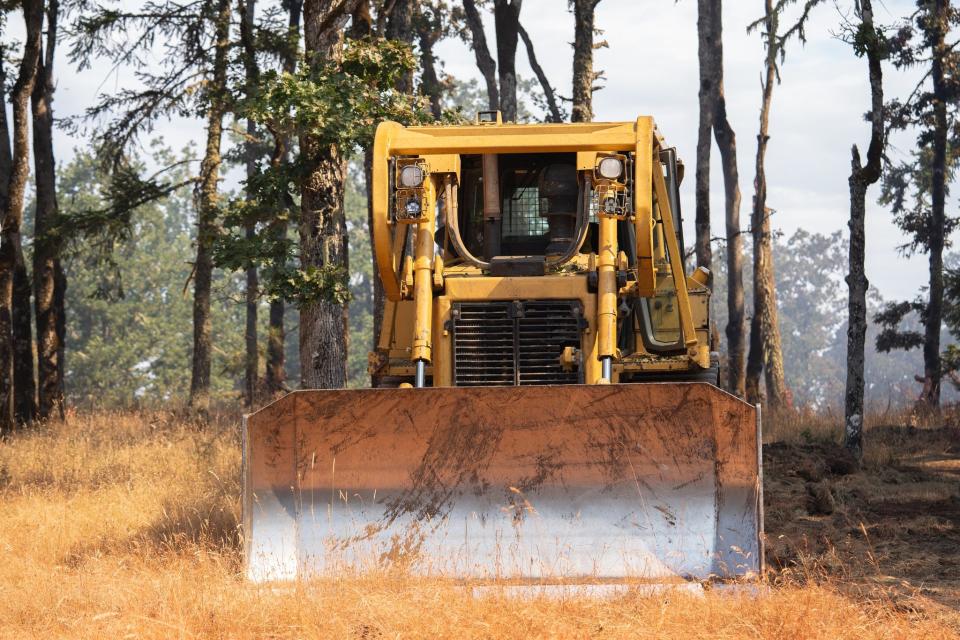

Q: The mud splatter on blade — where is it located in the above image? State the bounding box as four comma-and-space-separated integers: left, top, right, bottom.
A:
243, 384, 761, 583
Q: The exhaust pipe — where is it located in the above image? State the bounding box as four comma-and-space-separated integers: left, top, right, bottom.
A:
482, 154, 501, 260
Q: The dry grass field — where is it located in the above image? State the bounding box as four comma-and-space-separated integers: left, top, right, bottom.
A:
0, 408, 957, 639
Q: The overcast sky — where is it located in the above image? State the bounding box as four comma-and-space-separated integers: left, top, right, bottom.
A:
36, 0, 940, 300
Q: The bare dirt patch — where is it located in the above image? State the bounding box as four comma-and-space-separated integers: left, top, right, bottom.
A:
764, 425, 960, 616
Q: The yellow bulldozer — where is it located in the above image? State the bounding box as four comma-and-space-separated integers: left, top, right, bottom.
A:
244, 113, 763, 585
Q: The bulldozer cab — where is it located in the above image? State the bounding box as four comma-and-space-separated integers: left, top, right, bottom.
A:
368, 116, 710, 388
244, 114, 762, 586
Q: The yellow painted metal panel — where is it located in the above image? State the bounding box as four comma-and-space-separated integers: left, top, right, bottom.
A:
443, 274, 590, 301
422, 153, 461, 177
433, 296, 453, 387
576, 151, 598, 171
634, 118, 656, 296
372, 121, 405, 301
389, 120, 647, 155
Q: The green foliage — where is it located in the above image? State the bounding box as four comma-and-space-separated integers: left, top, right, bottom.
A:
879, 148, 960, 257
874, 299, 926, 353
214, 36, 432, 312
272, 264, 351, 308
59, 148, 249, 406
240, 37, 431, 150
851, 19, 890, 60
872, 4, 960, 382
67, 0, 237, 166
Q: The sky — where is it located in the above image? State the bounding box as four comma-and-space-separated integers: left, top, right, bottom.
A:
28, 0, 941, 301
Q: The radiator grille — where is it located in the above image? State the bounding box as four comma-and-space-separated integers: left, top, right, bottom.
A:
452, 300, 583, 387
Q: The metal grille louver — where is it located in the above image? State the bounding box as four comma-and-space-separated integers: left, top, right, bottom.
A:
452, 300, 583, 387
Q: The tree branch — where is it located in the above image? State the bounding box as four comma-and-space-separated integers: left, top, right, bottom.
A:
462, 0, 499, 110
517, 22, 562, 122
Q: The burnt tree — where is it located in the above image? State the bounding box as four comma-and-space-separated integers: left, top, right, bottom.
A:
697, 0, 745, 397
570, 0, 603, 123
744, 0, 822, 407
843, 0, 885, 464
694, 0, 715, 272
492, 0, 521, 122
416, 2, 447, 120
462, 0, 499, 110
518, 23, 563, 123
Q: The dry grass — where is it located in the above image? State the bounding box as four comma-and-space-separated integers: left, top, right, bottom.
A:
0, 410, 956, 639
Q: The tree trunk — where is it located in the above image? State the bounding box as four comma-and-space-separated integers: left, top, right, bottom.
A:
416, 13, 444, 120
699, 0, 746, 398
920, 0, 948, 410
244, 222, 259, 406
0, 0, 43, 432
12, 257, 33, 424
493, 0, 521, 122
385, 0, 415, 93
462, 0, 499, 111
571, 0, 599, 123
265, 299, 286, 394
262, 0, 300, 396
718, 106, 746, 398
55, 261, 65, 402
844, 0, 884, 463
189, 0, 232, 411
240, 0, 260, 407
759, 233, 788, 406
694, 0, 716, 272
846, 173, 870, 459
300, 0, 350, 390
746, 0, 788, 408
299, 147, 348, 389
32, 0, 62, 421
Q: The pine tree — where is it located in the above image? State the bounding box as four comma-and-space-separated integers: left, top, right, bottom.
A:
875, 1, 960, 410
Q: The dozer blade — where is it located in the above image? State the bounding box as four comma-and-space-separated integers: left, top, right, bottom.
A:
243, 384, 762, 584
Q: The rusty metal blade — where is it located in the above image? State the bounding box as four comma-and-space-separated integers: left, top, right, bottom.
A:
243, 384, 761, 583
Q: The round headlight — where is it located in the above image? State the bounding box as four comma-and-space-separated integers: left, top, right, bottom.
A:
399, 165, 425, 188
597, 157, 624, 180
